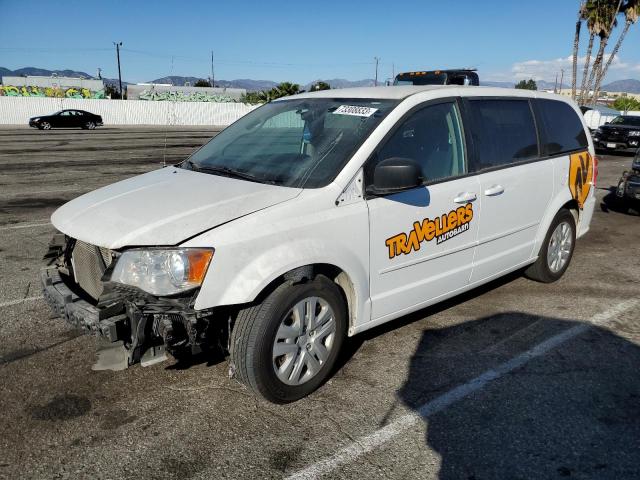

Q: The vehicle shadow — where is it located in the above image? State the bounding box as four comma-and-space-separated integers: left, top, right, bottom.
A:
336, 269, 527, 372
600, 186, 639, 216
396, 311, 640, 479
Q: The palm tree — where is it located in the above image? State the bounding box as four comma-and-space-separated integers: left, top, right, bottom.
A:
584, 0, 622, 104
572, 2, 587, 99
579, 1, 609, 103
273, 82, 300, 98
591, 0, 639, 103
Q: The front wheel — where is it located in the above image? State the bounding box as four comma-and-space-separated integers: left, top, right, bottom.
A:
40, 122, 51, 130
230, 275, 346, 403
525, 209, 576, 283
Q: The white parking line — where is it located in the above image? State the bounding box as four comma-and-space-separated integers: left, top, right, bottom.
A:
0, 295, 44, 308
0, 221, 51, 231
287, 299, 639, 480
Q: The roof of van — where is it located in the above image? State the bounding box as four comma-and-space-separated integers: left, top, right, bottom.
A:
283, 85, 574, 102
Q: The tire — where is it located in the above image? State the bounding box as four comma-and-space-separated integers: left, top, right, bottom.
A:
40, 122, 51, 130
85, 121, 96, 130
230, 275, 346, 403
525, 209, 576, 283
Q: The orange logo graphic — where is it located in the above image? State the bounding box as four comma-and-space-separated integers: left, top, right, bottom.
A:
385, 204, 474, 259
569, 151, 593, 209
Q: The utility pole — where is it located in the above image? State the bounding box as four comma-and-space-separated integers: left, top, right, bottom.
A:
553, 73, 558, 93
113, 42, 123, 99
210, 51, 215, 87
559, 69, 565, 95
374, 57, 380, 86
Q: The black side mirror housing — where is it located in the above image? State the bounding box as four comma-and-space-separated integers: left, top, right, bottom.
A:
366, 157, 423, 196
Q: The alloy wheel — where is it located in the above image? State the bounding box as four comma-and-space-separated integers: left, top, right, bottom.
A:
272, 296, 337, 386
547, 221, 573, 273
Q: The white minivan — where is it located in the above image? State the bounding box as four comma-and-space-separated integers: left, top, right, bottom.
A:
42, 86, 596, 403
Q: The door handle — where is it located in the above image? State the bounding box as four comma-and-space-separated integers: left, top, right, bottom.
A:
484, 185, 505, 196
453, 192, 477, 204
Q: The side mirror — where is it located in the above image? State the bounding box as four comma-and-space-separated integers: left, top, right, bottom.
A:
604, 121, 610, 125
366, 157, 423, 196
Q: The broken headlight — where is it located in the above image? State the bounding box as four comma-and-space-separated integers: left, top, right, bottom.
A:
111, 248, 213, 296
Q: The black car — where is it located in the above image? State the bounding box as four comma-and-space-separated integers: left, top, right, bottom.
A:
29, 109, 103, 130
592, 115, 640, 152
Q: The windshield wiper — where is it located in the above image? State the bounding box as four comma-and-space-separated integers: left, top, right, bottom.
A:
187, 162, 275, 185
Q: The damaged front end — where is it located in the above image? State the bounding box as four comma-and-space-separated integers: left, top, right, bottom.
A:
41, 233, 227, 371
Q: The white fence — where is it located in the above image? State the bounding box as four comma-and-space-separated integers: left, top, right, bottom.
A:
0, 96, 258, 126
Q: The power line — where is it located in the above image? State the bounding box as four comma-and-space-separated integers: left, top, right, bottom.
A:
0, 47, 112, 52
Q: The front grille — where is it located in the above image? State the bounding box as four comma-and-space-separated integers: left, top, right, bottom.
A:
71, 240, 112, 300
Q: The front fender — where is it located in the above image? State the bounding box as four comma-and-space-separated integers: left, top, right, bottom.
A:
189, 198, 371, 331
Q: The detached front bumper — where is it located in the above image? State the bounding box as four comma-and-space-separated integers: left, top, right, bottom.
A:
41, 267, 126, 341
40, 234, 227, 371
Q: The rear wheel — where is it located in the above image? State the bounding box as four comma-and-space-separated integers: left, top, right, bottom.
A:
525, 209, 576, 283
230, 275, 346, 403
84, 121, 96, 130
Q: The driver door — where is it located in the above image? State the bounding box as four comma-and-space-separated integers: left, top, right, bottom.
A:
367, 99, 481, 321
56, 110, 73, 128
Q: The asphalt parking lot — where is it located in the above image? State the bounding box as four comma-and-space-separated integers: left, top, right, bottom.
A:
1, 126, 639, 480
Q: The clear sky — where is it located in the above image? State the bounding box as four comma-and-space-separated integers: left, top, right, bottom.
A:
1, 0, 640, 85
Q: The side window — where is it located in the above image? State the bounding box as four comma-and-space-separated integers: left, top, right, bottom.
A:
60, 111, 71, 116
377, 102, 466, 182
536, 99, 588, 155
468, 99, 538, 170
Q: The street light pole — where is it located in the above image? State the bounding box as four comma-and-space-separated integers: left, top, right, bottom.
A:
113, 42, 123, 99
374, 57, 380, 86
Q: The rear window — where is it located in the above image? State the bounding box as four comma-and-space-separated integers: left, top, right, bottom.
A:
468, 99, 539, 170
537, 99, 588, 155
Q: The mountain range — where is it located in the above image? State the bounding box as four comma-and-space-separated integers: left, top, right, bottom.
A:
3, 66, 640, 94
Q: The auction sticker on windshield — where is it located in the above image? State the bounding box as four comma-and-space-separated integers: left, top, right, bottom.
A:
333, 105, 378, 117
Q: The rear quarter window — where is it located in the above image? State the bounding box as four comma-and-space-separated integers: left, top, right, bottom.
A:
536, 99, 588, 156
468, 99, 539, 170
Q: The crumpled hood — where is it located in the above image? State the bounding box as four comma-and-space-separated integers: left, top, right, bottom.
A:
51, 167, 301, 249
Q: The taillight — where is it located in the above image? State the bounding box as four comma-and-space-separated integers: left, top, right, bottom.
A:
593, 155, 598, 187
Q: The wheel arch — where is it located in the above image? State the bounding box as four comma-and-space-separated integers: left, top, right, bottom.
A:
561, 199, 580, 223
250, 263, 360, 335
532, 193, 580, 260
